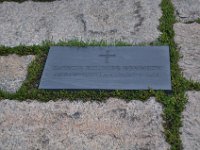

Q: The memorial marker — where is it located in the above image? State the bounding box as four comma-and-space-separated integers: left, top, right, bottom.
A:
39, 46, 171, 90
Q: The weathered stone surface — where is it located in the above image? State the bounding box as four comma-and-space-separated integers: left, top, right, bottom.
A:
172, 0, 200, 22
174, 23, 200, 82
0, 0, 162, 46
0, 54, 35, 93
181, 91, 200, 150
0, 98, 170, 150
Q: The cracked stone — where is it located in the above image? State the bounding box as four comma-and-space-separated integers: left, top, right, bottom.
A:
0, 54, 35, 93
0, 0, 162, 46
0, 98, 170, 150
172, 0, 200, 22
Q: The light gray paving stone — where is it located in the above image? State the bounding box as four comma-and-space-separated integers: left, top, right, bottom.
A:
174, 23, 200, 82
181, 91, 200, 150
0, 98, 170, 150
172, 0, 200, 22
0, 54, 35, 93
0, 0, 162, 46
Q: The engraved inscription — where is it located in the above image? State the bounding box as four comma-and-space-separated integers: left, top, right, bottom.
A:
52, 65, 163, 78
52, 66, 162, 71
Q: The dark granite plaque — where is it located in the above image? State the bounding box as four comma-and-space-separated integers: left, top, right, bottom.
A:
39, 46, 171, 90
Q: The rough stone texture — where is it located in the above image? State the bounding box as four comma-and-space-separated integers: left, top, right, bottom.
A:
181, 91, 200, 150
174, 23, 200, 82
0, 0, 162, 46
172, 0, 200, 22
0, 54, 35, 93
0, 98, 170, 150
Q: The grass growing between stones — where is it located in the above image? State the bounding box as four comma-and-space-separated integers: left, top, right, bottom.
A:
185, 18, 200, 24
185, 79, 200, 91
197, 19, 200, 24
0, 0, 193, 149
158, 0, 189, 149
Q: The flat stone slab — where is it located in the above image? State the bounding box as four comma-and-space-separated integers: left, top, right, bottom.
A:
172, 0, 200, 22
181, 91, 200, 150
174, 23, 200, 82
0, 98, 170, 150
0, 0, 162, 46
39, 46, 171, 90
0, 54, 35, 93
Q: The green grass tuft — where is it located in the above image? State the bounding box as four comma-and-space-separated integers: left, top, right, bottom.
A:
185, 18, 200, 24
